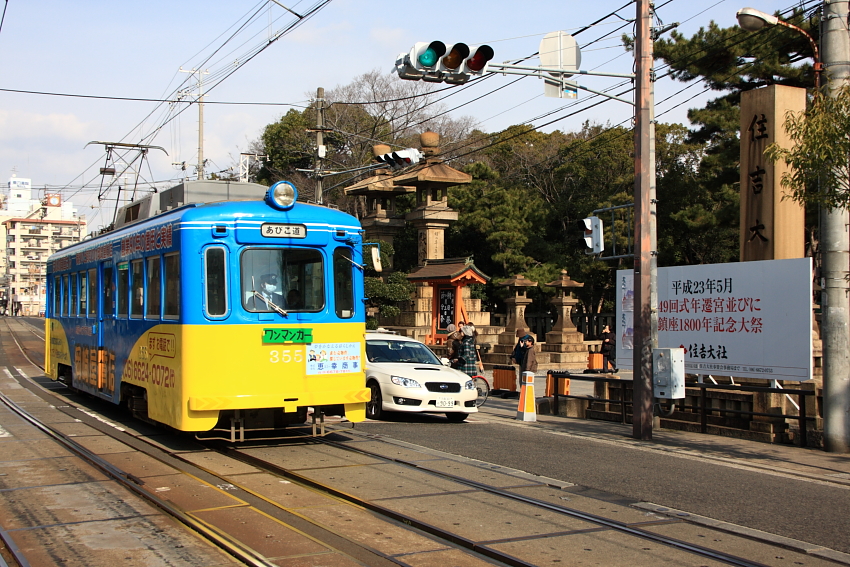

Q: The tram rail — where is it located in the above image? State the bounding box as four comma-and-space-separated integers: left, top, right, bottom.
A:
1, 318, 847, 567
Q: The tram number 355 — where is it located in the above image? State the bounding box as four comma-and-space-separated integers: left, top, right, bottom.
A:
269, 349, 304, 364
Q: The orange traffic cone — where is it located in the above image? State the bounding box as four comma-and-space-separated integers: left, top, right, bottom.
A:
516, 371, 537, 422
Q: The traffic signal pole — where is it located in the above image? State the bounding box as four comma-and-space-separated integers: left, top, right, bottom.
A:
392, 22, 662, 441
633, 0, 654, 440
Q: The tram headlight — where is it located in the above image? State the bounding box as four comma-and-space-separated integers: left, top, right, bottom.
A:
266, 181, 298, 210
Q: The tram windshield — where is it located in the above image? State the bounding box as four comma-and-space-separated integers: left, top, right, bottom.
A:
241, 248, 324, 313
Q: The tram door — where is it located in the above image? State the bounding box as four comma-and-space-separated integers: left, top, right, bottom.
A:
97, 262, 116, 399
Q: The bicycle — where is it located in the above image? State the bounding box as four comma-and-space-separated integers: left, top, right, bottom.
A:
472, 376, 490, 407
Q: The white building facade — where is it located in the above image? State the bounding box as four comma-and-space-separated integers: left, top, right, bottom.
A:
1, 176, 87, 316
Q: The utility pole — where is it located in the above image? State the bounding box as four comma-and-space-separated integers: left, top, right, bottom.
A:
821, 0, 850, 453
315, 87, 326, 204
179, 68, 209, 181
633, 0, 654, 439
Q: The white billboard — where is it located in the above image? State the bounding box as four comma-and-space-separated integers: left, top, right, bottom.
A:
616, 258, 812, 381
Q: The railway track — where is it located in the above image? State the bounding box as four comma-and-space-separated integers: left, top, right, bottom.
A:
0, 318, 846, 567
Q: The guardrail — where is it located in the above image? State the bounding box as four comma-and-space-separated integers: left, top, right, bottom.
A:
545, 371, 818, 447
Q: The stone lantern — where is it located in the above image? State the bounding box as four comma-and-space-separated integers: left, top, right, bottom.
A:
394, 132, 468, 266
500, 274, 538, 339
542, 270, 589, 367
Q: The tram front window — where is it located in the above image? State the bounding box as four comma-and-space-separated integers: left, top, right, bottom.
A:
241, 248, 324, 313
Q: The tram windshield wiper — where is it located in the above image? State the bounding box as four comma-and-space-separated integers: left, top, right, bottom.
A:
252, 290, 288, 316
251, 276, 288, 317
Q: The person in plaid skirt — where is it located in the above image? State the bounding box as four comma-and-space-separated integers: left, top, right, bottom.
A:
456, 324, 483, 377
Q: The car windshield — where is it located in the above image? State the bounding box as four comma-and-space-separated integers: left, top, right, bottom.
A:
366, 339, 442, 365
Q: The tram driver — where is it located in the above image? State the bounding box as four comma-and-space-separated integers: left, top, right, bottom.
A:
246, 273, 285, 311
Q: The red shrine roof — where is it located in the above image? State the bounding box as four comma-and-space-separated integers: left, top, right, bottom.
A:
407, 257, 489, 284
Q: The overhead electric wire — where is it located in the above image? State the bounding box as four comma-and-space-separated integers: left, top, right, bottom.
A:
0, 87, 310, 107
0, 0, 8, 37
442, 0, 817, 163
325, 0, 640, 157
349, 0, 818, 193
63, 0, 334, 228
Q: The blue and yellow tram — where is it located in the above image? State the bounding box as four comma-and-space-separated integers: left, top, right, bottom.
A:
45, 180, 370, 434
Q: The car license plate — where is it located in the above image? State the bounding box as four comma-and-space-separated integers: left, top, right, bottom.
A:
436, 397, 454, 408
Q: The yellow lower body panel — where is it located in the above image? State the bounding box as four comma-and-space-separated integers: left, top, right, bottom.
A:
121, 322, 368, 431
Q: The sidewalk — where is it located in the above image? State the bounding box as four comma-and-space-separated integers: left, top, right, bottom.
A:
478, 370, 850, 486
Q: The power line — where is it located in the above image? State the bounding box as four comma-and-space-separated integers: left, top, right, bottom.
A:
0, 87, 310, 107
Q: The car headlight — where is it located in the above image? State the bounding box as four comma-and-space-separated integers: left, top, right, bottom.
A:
465, 380, 475, 390
391, 376, 421, 388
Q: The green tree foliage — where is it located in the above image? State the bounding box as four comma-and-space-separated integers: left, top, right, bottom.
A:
447, 162, 543, 276
252, 69, 476, 205
654, 123, 739, 266
765, 86, 850, 210
362, 240, 415, 329
646, 10, 818, 260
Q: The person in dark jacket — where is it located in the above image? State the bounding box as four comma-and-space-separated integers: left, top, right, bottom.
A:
517, 334, 538, 389
509, 328, 526, 366
600, 325, 616, 371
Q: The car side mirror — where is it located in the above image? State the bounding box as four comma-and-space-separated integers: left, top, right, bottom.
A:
441, 357, 451, 366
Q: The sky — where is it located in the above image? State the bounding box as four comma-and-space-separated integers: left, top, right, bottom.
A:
0, 0, 800, 232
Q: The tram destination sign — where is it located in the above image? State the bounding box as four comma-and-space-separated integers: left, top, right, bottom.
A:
616, 258, 813, 381
261, 223, 307, 238
262, 328, 313, 344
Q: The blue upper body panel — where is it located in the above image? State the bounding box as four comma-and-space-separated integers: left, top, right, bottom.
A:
46, 199, 366, 327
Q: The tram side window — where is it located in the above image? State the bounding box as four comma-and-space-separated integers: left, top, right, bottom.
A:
53, 276, 60, 315
146, 256, 161, 318
205, 248, 227, 317
333, 248, 354, 319
103, 266, 114, 317
131, 259, 144, 318
87, 268, 97, 318
117, 264, 129, 317
79, 272, 87, 316
70, 273, 79, 317
62, 275, 69, 317
164, 253, 180, 319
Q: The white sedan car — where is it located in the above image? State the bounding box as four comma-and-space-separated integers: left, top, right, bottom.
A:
365, 332, 478, 422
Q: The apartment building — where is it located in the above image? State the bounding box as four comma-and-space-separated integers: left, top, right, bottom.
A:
2, 176, 86, 316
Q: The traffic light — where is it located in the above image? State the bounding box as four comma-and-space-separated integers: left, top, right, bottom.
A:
375, 148, 423, 170
396, 41, 446, 82
396, 42, 494, 84
582, 216, 603, 254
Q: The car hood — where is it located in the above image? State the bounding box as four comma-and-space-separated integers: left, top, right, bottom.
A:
367, 363, 469, 382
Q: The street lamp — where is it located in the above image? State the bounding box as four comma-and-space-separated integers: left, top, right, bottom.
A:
736, 7, 822, 89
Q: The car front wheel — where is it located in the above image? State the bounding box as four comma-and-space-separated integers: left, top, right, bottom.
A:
366, 382, 384, 420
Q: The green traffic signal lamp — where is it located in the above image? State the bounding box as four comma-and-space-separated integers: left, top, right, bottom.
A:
417, 41, 446, 67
